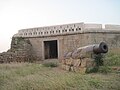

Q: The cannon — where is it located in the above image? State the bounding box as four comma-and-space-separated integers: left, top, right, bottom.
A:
64, 42, 108, 59
61, 42, 108, 73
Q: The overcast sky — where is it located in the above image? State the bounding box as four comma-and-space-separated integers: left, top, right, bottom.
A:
0, 0, 120, 52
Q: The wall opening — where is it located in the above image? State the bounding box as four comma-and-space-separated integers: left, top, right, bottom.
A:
44, 40, 58, 59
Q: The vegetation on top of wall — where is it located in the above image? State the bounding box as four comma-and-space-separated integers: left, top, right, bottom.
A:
12, 37, 24, 44
16, 37, 25, 41
11, 37, 32, 50
15, 37, 31, 45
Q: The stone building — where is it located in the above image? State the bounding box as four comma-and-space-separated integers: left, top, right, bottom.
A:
13, 22, 120, 61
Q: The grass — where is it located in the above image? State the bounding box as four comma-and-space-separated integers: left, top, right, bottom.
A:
0, 62, 120, 90
104, 53, 120, 66
42, 62, 58, 67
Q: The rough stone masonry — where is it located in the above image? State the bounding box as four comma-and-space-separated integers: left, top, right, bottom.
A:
0, 22, 120, 63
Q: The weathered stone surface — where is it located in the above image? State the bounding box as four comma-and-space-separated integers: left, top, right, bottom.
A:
26, 33, 120, 60
0, 37, 37, 63
0, 52, 15, 63
61, 56, 97, 73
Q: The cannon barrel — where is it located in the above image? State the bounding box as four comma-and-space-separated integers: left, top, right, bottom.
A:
93, 42, 108, 54
64, 42, 108, 59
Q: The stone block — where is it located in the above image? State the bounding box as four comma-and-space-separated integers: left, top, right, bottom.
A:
65, 58, 73, 65
70, 66, 74, 71
61, 64, 66, 70
66, 65, 70, 71
79, 67, 86, 74
80, 59, 87, 67
73, 59, 81, 67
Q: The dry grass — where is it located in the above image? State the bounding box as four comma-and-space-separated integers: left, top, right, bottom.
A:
0, 63, 120, 90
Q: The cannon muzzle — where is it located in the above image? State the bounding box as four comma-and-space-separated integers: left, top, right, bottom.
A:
93, 42, 108, 54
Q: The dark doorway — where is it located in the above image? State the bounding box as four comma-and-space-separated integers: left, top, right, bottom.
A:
44, 40, 58, 59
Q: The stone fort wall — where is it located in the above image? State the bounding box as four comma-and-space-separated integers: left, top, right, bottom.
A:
13, 22, 120, 60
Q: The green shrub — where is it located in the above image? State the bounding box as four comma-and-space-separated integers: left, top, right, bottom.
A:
42, 62, 58, 68
98, 66, 112, 74
104, 53, 120, 66
86, 67, 99, 73
94, 54, 104, 66
86, 54, 104, 73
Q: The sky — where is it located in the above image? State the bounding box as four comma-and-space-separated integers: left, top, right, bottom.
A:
0, 0, 120, 52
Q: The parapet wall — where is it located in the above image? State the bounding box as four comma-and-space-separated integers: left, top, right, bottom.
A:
13, 22, 120, 38
84, 23, 102, 30
105, 24, 120, 30
14, 23, 84, 37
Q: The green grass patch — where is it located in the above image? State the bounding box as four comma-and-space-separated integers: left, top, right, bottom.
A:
98, 66, 112, 74
42, 62, 58, 68
104, 53, 120, 66
0, 63, 120, 90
